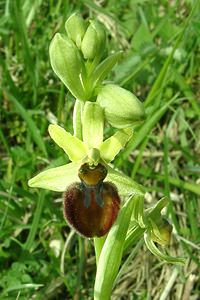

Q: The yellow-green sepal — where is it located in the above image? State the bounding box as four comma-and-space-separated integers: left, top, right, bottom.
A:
28, 162, 80, 192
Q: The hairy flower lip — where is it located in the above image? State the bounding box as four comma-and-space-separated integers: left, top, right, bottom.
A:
63, 180, 121, 237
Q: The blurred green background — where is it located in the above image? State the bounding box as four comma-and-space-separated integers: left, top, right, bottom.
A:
0, 0, 200, 299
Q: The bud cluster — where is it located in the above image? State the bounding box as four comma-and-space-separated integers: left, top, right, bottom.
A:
49, 13, 145, 129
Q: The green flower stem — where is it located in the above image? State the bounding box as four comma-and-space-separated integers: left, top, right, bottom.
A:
94, 236, 107, 265
24, 191, 45, 251
94, 195, 135, 300
73, 99, 83, 140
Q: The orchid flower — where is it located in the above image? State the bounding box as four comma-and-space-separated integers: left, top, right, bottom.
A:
28, 102, 144, 197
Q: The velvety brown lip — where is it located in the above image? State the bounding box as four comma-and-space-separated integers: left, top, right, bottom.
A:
63, 163, 121, 237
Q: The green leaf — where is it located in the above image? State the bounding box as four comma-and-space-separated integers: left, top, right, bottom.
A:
92, 51, 122, 87
144, 231, 185, 264
82, 102, 104, 148
48, 124, 87, 162
100, 128, 133, 162
107, 166, 145, 197
28, 162, 80, 192
94, 195, 135, 300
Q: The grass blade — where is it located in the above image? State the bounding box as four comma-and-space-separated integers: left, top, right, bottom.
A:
122, 95, 178, 159
7, 92, 47, 156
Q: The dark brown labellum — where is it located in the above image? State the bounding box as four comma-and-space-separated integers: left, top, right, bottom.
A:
63, 163, 120, 237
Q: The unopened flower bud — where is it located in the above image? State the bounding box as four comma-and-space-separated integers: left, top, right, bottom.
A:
65, 13, 87, 48
81, 20, 106, 61
151, 219, 172, 246
97, 84, 145, 128
49, 33, 87, 101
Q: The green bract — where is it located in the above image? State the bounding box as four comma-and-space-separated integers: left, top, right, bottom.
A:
49, 33, 88, 101
81, 20, 106, 61
97, 84, 145, 128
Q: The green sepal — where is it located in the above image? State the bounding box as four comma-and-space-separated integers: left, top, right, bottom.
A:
81, 20, 106, 61
144, 230, 185, 265
106, 166, 145, 197
65, 13, 87, 48
49, 33, 87, 101
92, 51, 122, 87
28, 162, 80, 192
82, 102, 104, 149
48, 124, 87, 161
97, 84, 145, 128
99, 128, 133, 163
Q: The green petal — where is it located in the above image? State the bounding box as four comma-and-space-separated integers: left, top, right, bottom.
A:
106, 166, 145, 197
144, 231, 185, 264
28, 162, 80, 192
48, 124, 87, 161
82, 102, 104, 149
100, 128, 133, 163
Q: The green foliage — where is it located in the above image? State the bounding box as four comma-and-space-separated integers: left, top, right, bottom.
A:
0, 0, 200, 299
